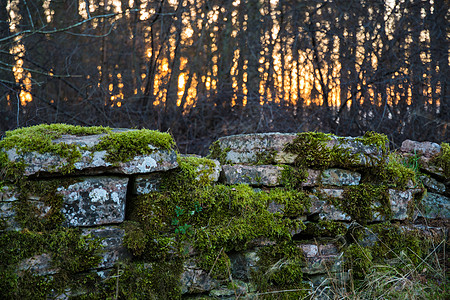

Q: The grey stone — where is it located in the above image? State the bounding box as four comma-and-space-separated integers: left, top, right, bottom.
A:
82, 226, 130, 269
388, 189, 421, 221
212, 133, 297, 164
209, 281, 248, 298
320, 169, 361, 186
57, 177, 129, 227
230, 251, 259, 281
417, 192, 450, 219
420, 175, 446, 194
222, 164, 282, 186
0, 197, 53, 231
309, 193, 351, 221
17, 253, 59, 276
117, 150, 178, 175
299, 243, 343, 275
301, 169, 321, 187
181, 259, 219, 294
3, 130, 178, 176
133, 173, 163, 195
0, 185, 18, 201
400, 140, 441, 158
400, 140, 445, 177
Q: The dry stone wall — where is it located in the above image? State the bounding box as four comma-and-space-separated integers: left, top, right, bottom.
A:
0, 125, 448, 299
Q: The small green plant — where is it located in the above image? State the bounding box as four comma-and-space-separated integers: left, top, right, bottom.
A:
171, 202, 203, 235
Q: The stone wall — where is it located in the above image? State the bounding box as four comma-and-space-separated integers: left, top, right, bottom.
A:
0, 125, 448, 299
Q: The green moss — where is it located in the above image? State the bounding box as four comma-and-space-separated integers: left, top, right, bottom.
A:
12, 179, 74, 231
0, 228, 102, 299
344, 244, 373, 279
367, 223, 425, 266
0, 124, 174, 178
280, 165, 309, 190
95, 129, 174, 163
111, 261, 182, 299
207, 141, 231, 164
382, 153, 419, 188
331, 184, 390, 224
255, 150, 278, 165
283, 132, 358, 169
0, 124, 111, 177
252, 241, 308, 298
434, 142, 450, 178
0, 269, 54, 300
344, 222, 433, 285
303, 220, 348, 237
355, 131, 389, 155
267, 188, 311, 218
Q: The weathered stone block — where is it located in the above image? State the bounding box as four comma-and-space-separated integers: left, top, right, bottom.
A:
302, 169, 321, 187
299, 243, 343, 275
282, 135, 386, 166
133, 173, 163, 195
320, 169, 361, 186
17, 253, 58, 276
309, 192, 351, 221
388, 189, 423, 220
417, 192, 450, 219
420, 175, 446, 194
181, 259, 219, 294
222, 164, 282, 186
400, 140, 445, 177
191, 157, 222, 182
0, 193, 53, 231
211, 133, 297, 164
400, 140, 441, 158
81, 226, 130, 269
57, 177, 129, 227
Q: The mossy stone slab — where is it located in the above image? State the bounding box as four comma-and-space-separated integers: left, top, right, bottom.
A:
299, 243, 343, 275
3, 129, 178, 176
181, 259, 220, 294
81, 226, 130, 269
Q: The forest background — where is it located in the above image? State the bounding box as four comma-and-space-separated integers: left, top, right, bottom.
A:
0, 0, 448, 155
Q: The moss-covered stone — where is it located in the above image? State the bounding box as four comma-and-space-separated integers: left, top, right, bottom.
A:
434, 142, 450, 178
331, 184, 391, 224
0, 227, 103, 299
95, 129, 174, 164
0, 124, 175, 179
252, 241, 309, 298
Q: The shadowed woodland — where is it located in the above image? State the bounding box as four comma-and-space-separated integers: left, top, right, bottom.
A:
0, 0, 448, 154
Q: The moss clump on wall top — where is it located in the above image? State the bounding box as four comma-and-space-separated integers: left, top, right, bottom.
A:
283, 131, 390, 170
207, 140, 231, 165
95, 129, 175, 163
283, 132, 358, 169
0, 124, 111, 155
